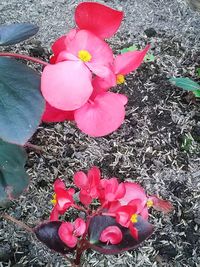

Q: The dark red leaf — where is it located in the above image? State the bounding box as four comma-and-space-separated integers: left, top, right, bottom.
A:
88, 215, 154, 254
34, 221, 74, 254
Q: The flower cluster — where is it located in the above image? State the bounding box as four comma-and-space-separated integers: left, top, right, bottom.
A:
41, 2, 149, 137
49, 166, 173, 249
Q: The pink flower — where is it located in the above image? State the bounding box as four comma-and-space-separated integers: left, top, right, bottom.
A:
74, 166, 101, 205
41, 29, 114, 111
100, 226, 122, 245
58, 218, 86, 248
40, 2, 129, 137
119, 182, 173, 220
75, 2, 124, 39
50, 179, 75, 221
99, 177, 126, 204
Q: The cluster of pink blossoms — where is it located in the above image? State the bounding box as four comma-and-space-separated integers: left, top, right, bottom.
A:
41, 2, 149, 137
50, 166, 173, 248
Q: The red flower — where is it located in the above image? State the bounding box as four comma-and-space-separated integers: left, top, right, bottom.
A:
115, 204, 139, 240
100, 226, 122, 245
50, 179, 75, 221
74, 166, 101, 205
41, 2, 128, 137
99, 177, 126, 204
58, 218, 86, 248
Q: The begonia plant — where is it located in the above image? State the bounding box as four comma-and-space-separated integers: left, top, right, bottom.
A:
3, 166, 173, 266
0, 2, 150, 207
0, 3, 173, 266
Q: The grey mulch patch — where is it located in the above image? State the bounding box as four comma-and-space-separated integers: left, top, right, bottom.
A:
1, 0, 200, 266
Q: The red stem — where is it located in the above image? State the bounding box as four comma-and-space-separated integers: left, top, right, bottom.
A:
2, 213, 33, 233
0, 52, 49, 66
74, 239, 91, 266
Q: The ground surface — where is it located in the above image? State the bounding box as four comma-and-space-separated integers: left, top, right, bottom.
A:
0, 0, 200, 266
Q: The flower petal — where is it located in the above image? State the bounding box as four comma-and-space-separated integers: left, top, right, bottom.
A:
150, 196, 174, 213
116, 205, 136, 228
51, 35, 66, 57
79, 190, 93, 205
54, 178, 66, 191
50, 29, 78, 64
90, 73, 116, 100
42, 101, 74, 122
120, 182, 147, 205
41, 61, 93, 111
114, 45, 150, 75
49, 207, 59, 221
86, 64, 114, 80
129, 224, 139, 240
75, 2, 123, 39
88, 166, 101, 188
100, 226, 122, 245
74, 92, 127, 137
74, 171, 88, 189
66, 30, 114, 66
56, 188, 74, 212
58, 222, 77, 248
74, 218, 86, 237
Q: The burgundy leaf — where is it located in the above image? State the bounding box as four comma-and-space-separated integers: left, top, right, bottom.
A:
88, 215, 154, 254
34, 221, 74, 254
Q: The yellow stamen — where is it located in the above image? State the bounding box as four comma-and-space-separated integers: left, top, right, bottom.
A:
130, 214, 138, 223
78, 50, 92, 62
51, 193, 57, 205
116, 74, 125, 85
147, 199, 153, 208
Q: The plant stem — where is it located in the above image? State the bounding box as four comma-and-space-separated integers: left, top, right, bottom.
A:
24, 142, 43, 153
74, 239, 91, 266
2, 213, 33, 233
0, 52, 49, 66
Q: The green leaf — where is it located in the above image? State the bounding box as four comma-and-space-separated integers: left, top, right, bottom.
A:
0, 23, 39, 46
197, 68, 200, 77
193, 90, 200, 98
144, 53, 155, 62
120, 45, 138, 54
169, 77, 200, 91
88, 215, 153, 255
0, 139, 29, 207
0, 57, 45, 145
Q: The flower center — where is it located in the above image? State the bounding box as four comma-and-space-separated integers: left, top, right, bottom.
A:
51, 193, 57, 205
116, 74, 125, 84
146, 199, 153, 208
78, 50, 92, 62
130, 214, 138, 223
